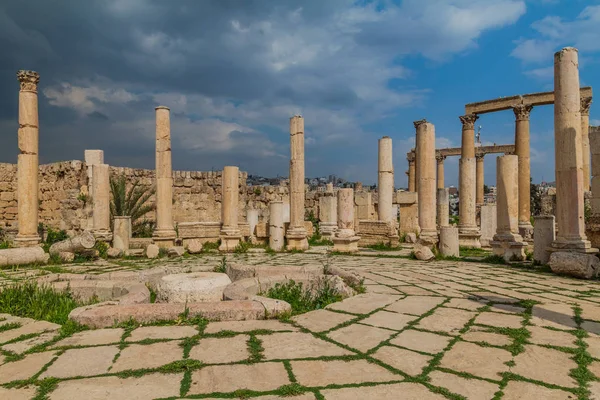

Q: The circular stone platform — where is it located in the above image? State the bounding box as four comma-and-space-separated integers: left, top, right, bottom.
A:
156, 272, 232, 303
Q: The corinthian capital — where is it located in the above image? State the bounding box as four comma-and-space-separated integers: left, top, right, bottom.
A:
459, 114, 479, 130
512, 104, 533, 121
17, 70, 40, 92
413, 119, 427, 129
435, 153, 446, 163
581, 97, 593, 116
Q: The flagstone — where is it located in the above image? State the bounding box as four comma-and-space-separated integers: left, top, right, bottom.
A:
531, 303, 577, 330
389, 329, 452, 354
444, 298, 486, 311
320, 382, 446, 400
189, 335, 249, 364
582, 320, 600, 335
0, 351, 56, 384
462, 330, 512, 347
372, 345, 432, 375
127, 325, 198, 341
587, 335, 600, 359
428, 370, 499, 400
111, 341, 183, 372
261, 331, 352, 360
49, 373, 182, 400
327, 323, 394, 352
528, 326, 576, 348
41, 345, 119, 378
0, 386, 37, 400
439, 342, 511, 380
502, 381, 575, 400
290, 359, 399, 387
359, 310, 417, 331
2, 331, 56, 353
204, 319, 297, 334
189, 362, 290, 394
54, 328, 124, 348
417, 307, 477, 335
512, 345, 578, 387
384, 296, 445, 315
474, 312, 523, 329
589, 361, 600, 378
291, 309, 355, 332
326, 293, 401, 315
0, 320, 60, 344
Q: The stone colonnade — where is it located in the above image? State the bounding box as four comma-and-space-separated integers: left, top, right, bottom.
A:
286, 116, 308, 250
152, 106, 177, 247
458, 114, 481, 247
332, 188, 359, 252
378, 136, 394, 223
415, 120, 437, 243
219, 166, 241, 251
551, 47, 595, 253
15, 71, 41, 247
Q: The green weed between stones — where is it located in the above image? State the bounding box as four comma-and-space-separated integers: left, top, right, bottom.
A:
265, 279, 342, 315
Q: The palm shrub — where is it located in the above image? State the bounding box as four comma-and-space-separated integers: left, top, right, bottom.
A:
110, 174, 156, 237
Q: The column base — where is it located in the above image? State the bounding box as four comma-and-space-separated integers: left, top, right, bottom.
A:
548, 237, 598, 254
152, 229, 177, 248
319, 223, 337, 238
490, 232, 527, 262
14, 234, 41, 248
332, 236, 360, 253
418, 229, 438, 246
458, 227, 481, 248
219, 234, 241, 252
93, 230, 113, 243
286, 228, 309, 251
518, 223, 534, 243
585, 223, 600, 250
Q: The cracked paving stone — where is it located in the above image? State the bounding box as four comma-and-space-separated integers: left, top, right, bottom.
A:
0, 320, 60, 344
54, 328, 124, 348
127, 325, 198, 341
326, 293, 401, 315
261, 331, 352, 360
439, 341, 512, 381
291, 359, 399, 387
389, 329, 452, 354
189, 362, 290, 394
327, 323, 394, 352
428, 370, 499, 400
359, 310, 417, 331
41, 346, 119, 379
371, 345, 432, 375
320, 382, 447, 400
111, 341, 183, 372
0, 351, 56, 384
416, 307, 477, 335
384, 295, 445, 315
291, 309, 355, 332
501, 381, 576, 400
189, 335, 249, 364
512, 345, 578, 388
474, 312, 523, 329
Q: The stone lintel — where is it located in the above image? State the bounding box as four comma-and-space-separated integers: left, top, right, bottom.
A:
407, 145, 515, 160
465, 87, 592, 115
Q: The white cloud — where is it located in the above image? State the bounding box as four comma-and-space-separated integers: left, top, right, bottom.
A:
524, 66, 554, 80
43, 83, 137, 113
511, 39, 556, 64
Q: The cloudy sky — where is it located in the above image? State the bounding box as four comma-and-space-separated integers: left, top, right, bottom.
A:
1, 0, 599, 188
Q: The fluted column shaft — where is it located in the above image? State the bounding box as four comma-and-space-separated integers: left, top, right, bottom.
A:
153, 106, 176, 245
378, 136, 394, 222
476, 155, 484, 205
582, 97, 593, 191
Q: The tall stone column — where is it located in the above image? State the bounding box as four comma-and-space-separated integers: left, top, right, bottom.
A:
551, 47, 595, 253
92, 164, 112, 241
586, 126, 600, 248
269, 201, 284, 251
219, 166, 241, 251
490, 155, 526, 261
332, 188, 359, 252
458, 114, 481, 247
15, 70, 41, 247
378, 136, 394, 222
475, 154, 484, 205
513, 104, 534, 240
286, 116, 309, 250
436, 154, 445, 190
437, 188, 449, 228
152, 106, 176, 247
415, 120, 437, 244
407, 153, 416, 192
581, 97, 593, 191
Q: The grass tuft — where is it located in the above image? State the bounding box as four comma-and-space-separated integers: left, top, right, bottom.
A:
265, 279, 342, 315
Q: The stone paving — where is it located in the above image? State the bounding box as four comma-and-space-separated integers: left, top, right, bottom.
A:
1, 251, 600, 399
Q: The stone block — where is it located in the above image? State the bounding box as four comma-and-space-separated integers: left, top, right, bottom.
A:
480, 204, 497, 247
548, 251, 600, 279
534, 216, 555, 265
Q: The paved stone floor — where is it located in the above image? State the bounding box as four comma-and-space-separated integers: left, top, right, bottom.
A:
1, 251, 600, 399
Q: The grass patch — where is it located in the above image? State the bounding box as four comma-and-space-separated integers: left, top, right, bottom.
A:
308, 233, 333, 247
213, 256, 227, 273
265, 279, 342, 315
481, 254, 506, 265
0, 281, 92, 325
202, 241, 220, 252
459, 246, 490, 257
365, 242, 403, 251
247, 334, 264, 363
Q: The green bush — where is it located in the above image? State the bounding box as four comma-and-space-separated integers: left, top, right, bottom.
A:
265, 279, 342, 315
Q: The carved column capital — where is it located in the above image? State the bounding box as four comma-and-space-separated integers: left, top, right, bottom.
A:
435, 154, 446, 164
17, 70, 40, 92
475, 153, 485, 161
459, 114, 479, 130
413, 119, 427, 129
581, 97, 593, 116
407, 151, 416, 163
512, 104, 533, 121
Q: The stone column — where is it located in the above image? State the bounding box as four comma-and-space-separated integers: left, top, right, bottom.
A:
84, 150, 104, 197
247, 209, 259, 243
332, 188, 359, 252
513, 104, 534, 240
415, 120, 437, 244
319, 194, 337, 238
355, 182, 363, 192
378, 136, 394, 223
15, 70, 41, 247
581, 97, 593, 191
326, 183, 334, 193
113, 216, 131, 251
551, 47, 595, 253
491, 155, 526, 261
286, 115, 308, 250
407, 153, 416, 192
439, 226, 459, 257
458, 114, 481, 247
480, 204, 497, 247
436, 154, 445, 190
437, 188, 449, 228
92, 164, 112, 241
219, 166, 241, 251
475, 154, 484, 205
152, 106, 176, 247
269, 201, 284, 251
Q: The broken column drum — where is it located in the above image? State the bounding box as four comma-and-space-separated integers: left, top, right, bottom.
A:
332, 188, 360, 253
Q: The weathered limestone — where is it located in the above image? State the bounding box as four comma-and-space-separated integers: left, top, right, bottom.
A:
581, 97, 593, 191
437, 188, 449, 228
318, 194, 337, 238
397, 191, 419, 235
480, 204, 497, 248
246, 209, 259, 243
534, 216, 555, 265
513, 104, 534, 240
219, 166, 241, 252
407, 152, 416, 192
92, 164, 112, 241
286, 116, 308, 250
436, 155, 445, 189
15, 70, 41, 247
490, 155, 526, 261
355, 192, 374, 220
378, 136, 394, 223
415, 120, 437, 244
326, 183, 334, 193
0, 246, 49, 266
332, 189, 359, 253
269, 201, 284, 251
49, 231, 95, 256
475, 154, 484, 205
439, 226, 459, 257
551, 48, 596, 254
84, 150, 104, 198
548, 251, 600, 279
153, 106, 176, 247
458, 114, 481, 248
113, 216, 131, 251
587, 126, 600, 248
